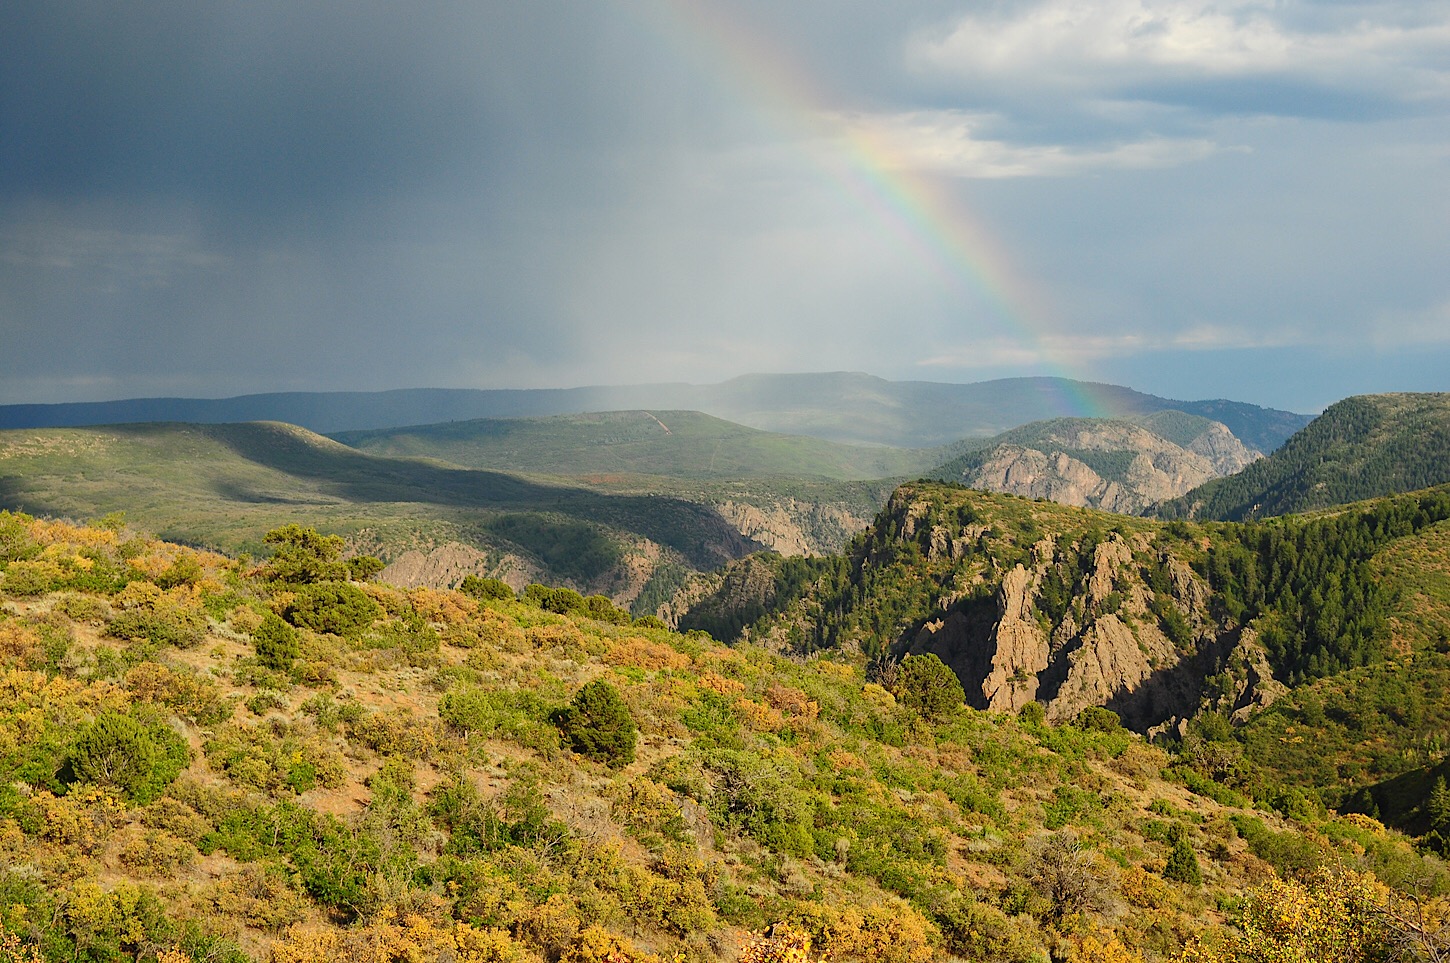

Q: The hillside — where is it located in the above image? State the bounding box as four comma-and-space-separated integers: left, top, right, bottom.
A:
0, 373, 1313, 451
677, 481, 1450, 834
1, 509, 1446, 963
331, 410, 953, 482
1159, 393, 1450, 521
0, 422, 763, 608
927, 415, 1259, 515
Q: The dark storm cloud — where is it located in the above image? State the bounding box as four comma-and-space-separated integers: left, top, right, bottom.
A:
1, 0, 1448, 410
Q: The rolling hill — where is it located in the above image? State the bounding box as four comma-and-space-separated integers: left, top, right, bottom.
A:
1158, 393, 1450, 521
0, 421, 763, 607
0, 373, 1313, 451
331, 410, 954, 482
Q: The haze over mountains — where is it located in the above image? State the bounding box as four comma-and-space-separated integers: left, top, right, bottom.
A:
0, 372, 1312, 451
0, 374, 1317, 608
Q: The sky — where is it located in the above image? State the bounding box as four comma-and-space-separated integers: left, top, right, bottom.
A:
2, 0, 1448, 414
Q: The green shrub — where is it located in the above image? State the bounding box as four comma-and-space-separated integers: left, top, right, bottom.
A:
1163, 825, 1202, 884
553, 680, 637, 767
257, 525, 349, 583
0, 561, 57, 597
894, 653, 965, 720
252, 613, 300, 670
105, 606, 208, 649
583, 595, 630, 625
0, 510, 38, 563
1075, 706, 1122, 733
459, 575, 514, 601
69, 710, 188, 804
523, 584, 586, 615
282, 582, 380, 636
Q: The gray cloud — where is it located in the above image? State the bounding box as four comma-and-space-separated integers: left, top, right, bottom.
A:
1, 0, 1447, 412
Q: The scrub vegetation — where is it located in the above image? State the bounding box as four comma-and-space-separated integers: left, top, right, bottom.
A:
2, 509, 1449, 962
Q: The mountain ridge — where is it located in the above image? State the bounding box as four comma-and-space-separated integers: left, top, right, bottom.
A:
1159, 392, 1450, 520
0, 373, 1312, 451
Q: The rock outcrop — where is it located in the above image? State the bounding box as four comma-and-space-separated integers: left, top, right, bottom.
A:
908, 528, 1282, 734
379, 542, 540, 591
712, 498, 870, 557
947, 419, 1260, 515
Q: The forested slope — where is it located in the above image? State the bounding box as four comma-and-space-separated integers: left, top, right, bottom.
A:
677, 480, 1450, 847
1158, 393, 1450, 521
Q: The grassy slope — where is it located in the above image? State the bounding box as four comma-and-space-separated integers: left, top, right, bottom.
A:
0, 422, 754, 584
331, 410, 953, 482
0, 512, 1442, 963
1160, 393, 1450, 521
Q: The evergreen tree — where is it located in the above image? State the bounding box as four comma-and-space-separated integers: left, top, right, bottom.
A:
1163, 825, 1202, 885
554, 680, 637, 767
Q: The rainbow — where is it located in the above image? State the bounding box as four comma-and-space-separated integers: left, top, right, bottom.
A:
627, 0, 1108, 418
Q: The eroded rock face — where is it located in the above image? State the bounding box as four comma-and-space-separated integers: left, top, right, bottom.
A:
380, 542, 540, 591
713, 498, 870, 557
908, 530, 1283, 733
980, 565, 1051, 712
1188, 422, 1263, 476
952, 421, 1261, 514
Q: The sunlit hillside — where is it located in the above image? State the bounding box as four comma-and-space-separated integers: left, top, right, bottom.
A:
1, 510, 1447, 962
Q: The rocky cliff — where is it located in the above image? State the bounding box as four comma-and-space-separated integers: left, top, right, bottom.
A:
937, 418, 1260, 515
682, 482, 1289, 735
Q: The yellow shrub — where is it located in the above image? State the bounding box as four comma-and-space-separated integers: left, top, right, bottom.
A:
270, 925, 342, 963
861, 683, 896, 707
734, 698, 785, 732
559, 925, 661, 963
30, 518, 118, 549
203, 868, 311, 931
1119, 865, 1173, 908
408, 587, 478, 625
741, 924, 816, 963
1340, 812, 1386, 836
526, 623, 587, 651
273, 915, 537, 963
0, 622, 43, 665
348, 708, 442, 759
765, 685, 819, 721
604, 637, 691, 672
360, 583, 409, 617
0, 929, 47, 963
34, 787, 126, 847
114, 581, 163, 610
786, 901, 935, 963
1172, 867, 1394, 963
697, 672, 745, 696
1073, 927, 1143, 963
124, 662, 230, 725
116, 827, 195, 876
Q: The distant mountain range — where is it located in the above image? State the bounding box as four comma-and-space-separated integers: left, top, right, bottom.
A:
0, 372, 1312, 451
